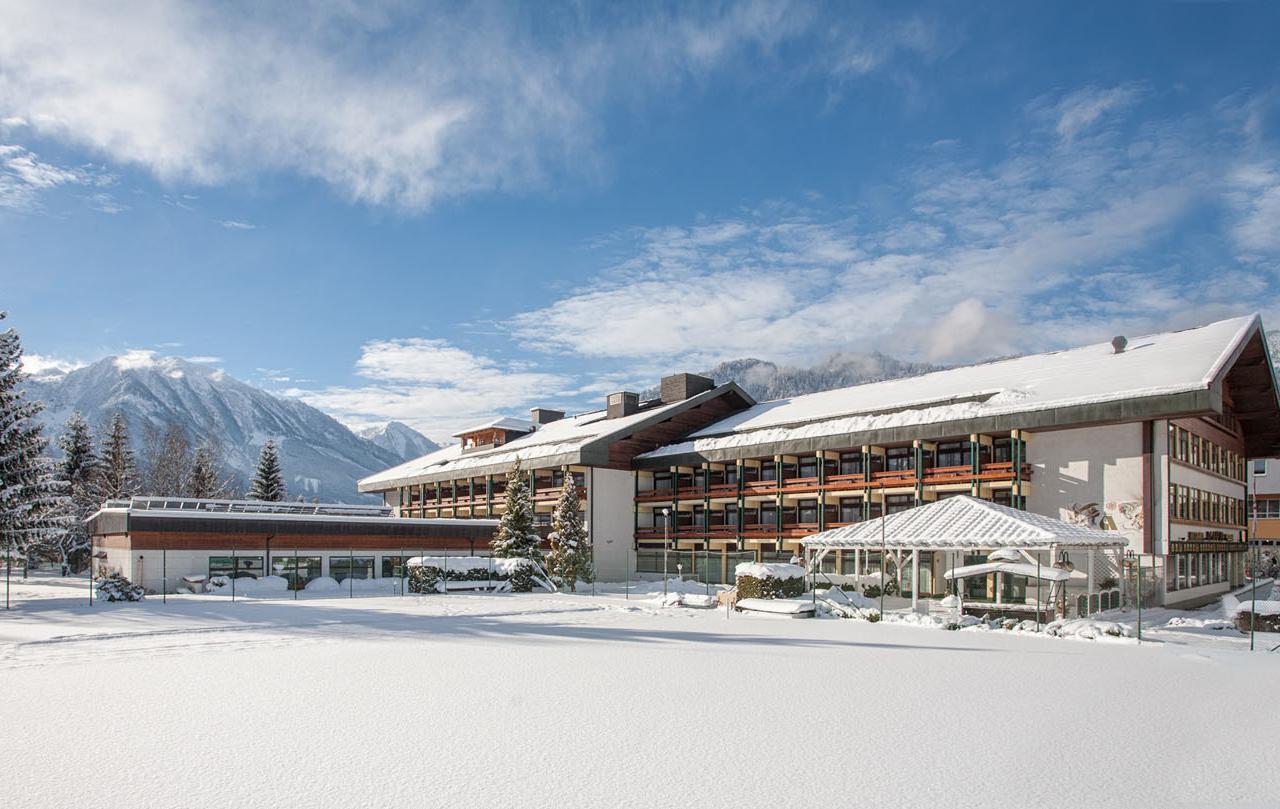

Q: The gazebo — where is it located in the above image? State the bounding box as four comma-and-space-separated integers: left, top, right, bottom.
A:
800, 496, 1128, 616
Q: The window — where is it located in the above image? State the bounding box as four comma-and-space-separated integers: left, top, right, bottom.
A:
1254, 459, 1267, 477
838, 452, 863, 476
329, 556, 375, 582
271, 556, 322, 589
992, 437, 1013, 463
725, 466, 739, 486
838, 500, 862, 523
885, 494, 914, 514
653, 472, 673, 492
936, 441, 970, 468
798, 457, 818, 478
798, 500, 819, 524
209, 555, 263, 579
381, 556, 413, 578
885, 447, 914, 472
760, 461, 777, 481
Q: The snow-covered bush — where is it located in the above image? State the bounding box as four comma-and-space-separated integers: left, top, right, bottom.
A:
734, 563, 805, 600
96, 571, 144, 602
816, 586, 881, 621
1044, 618, 1134, 640
1232, 601, 1280, 634
405, 556, 551, 594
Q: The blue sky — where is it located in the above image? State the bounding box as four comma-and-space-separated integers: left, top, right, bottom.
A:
2, 1, 1279, 441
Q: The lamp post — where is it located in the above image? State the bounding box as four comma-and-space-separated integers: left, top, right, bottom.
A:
1127, 549, 1141, 643
662, 508, 670, 599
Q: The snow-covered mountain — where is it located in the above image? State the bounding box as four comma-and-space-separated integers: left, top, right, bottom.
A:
358, 420, 439, 460
676, 352, 945, 402
25, 355, 433, 503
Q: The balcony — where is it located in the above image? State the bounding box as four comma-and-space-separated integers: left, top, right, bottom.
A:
780, 476, 820, 493
636, 487, 675, 502
872, 468, 916, 486
922, 464, 973, 485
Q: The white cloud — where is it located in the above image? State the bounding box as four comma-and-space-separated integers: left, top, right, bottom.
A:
184, 355, 222, 364
1042, 84, 1143, 142
0, 143, 109, 211
0, 1, 941, 211
220, 219, 256, 230
1226, 161, 1280, 256
113, 349, 157, 370
512, 87, 1269, 367
20, 353, 86, 379
290, 338, 569, 441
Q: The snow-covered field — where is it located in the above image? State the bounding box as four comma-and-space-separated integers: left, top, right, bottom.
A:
2, 573, 1278, 809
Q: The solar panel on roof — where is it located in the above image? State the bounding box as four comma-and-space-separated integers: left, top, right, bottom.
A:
126, 496, 391, 518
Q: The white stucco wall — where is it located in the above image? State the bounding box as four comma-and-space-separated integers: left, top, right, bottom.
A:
586, 467, 635, 581
1025, 423, 1146, 553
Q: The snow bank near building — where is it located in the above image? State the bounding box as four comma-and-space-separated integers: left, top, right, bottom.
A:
207, 575, 289, 596
1044, 618, 1135, 640
734, 562, 804, 580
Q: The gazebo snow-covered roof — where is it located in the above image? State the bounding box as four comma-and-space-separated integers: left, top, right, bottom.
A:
800, 495, 1127, 551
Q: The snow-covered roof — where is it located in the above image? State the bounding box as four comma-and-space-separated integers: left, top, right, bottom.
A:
358, 382, 753, 491
640, 314, 1264, 462
451, 416, 535, 438
800, 496, 1128, 550
942, 560, 1072, 582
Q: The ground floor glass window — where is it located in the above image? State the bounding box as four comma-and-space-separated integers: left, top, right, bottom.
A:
209, 555, 263, 579
329, 556, 375, 582
269, 556, 322, 589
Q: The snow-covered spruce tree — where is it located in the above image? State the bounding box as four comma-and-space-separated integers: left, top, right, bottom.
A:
490, 461, 543, 591
47, 411, 98, 569
246, 439, 286, 501
546, 475, 591, 591
92, 412, 140, 502
142, 422, 192, 496
188, 441, 233, 499
0, 312, 71, 566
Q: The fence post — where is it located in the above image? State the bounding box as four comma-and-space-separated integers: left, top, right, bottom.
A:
294, 548, 299, 600
162, 548, 167, 604
231, 545, 237, 602
349, 549, 354, 598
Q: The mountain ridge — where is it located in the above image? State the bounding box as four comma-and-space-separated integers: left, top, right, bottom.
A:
25, 355, 434, 503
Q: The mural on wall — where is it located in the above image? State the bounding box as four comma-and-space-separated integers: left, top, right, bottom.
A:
1066, 501, 1143, 531
1108, 500, 1143, 532
1066, 502, 1103, 528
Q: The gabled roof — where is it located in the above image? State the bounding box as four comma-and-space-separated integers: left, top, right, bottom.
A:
639, 314, 1280, 465
800, 496, 1127, 550
451, 417, 534, 438
358, 382, 754, 491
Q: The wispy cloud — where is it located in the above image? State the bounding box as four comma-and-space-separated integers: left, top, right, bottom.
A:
0, 143, 111, 212
288, 338, 569, 441
513, 87, 1278, 366
0, 1, 944, 212
220, 219, 256, 230
20, 353, 86, 379
1038, 83, 1144, 142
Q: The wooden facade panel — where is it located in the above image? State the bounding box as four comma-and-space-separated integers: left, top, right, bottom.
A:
125, 531, 490, 552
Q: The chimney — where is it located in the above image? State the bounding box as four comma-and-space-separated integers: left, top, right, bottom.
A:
529, 407, 564, 426
606, 391, 640, 419
1111, 336, 1128, 354
660, 372, 715, 403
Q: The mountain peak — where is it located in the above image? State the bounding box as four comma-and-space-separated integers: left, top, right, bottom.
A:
24, 357, 424, 503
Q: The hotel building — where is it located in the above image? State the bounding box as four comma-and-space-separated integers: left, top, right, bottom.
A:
359, 314, 1280, 608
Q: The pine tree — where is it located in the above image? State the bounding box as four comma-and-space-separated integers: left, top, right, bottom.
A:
142, 422, 192, 496
188, 441, 233, 499
0, 312, 71, 565
546, 474, 591, 591
47, 411, 97, 569
92, 413, 140, 502
247, 439, 286, 501
491, 461, 542, 562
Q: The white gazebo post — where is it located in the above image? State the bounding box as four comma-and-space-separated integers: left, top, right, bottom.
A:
910, 549, 920, 612
1086, 548, 1095, 613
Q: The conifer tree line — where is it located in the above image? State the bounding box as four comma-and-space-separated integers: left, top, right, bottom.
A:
0, 309, 288, 571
